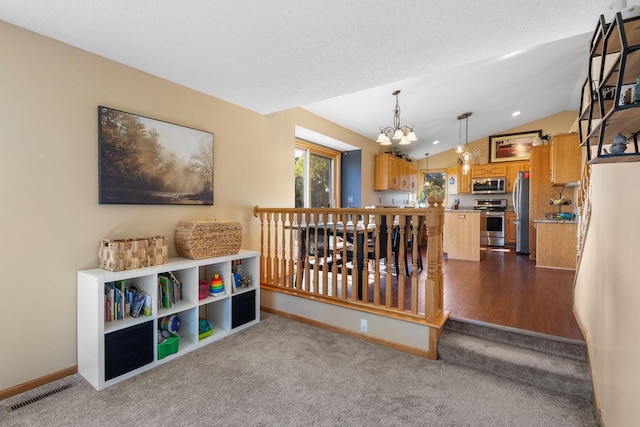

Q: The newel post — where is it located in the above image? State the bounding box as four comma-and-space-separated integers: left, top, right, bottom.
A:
424, 196, 445, 324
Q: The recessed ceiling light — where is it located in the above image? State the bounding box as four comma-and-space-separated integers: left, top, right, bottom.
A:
433, 140, 439, 144
512, 111, 521, 117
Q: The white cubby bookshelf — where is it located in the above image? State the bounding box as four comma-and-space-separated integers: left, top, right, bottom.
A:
77, 249, 259, 390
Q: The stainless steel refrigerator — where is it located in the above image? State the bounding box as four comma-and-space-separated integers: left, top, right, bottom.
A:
512, 171, 530, 254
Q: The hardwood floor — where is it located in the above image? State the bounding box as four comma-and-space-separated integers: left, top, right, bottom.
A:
440, 247, 584, 341
291, 241, 584, 341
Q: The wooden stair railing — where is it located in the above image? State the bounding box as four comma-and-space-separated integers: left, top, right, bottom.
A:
253, 198, 446, 327
576, 154, 592, 264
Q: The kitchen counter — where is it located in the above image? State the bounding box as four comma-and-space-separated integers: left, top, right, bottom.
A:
535, 221, 577, 269
443, 210, 481, 261
444, 208, 477, 213
534, 219, 578, 224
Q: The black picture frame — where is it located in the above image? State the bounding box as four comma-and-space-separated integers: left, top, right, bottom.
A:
98, 106, 214, 205
488, 130, 541, 163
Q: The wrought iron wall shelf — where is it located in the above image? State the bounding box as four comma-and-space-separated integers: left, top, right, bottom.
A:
579, 12, 640, 164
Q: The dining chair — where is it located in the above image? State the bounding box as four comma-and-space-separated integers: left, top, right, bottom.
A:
392, 216, 425, 276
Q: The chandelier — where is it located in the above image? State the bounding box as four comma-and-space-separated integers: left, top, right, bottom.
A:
455, 112, 473, 175
376, 90, 417, 146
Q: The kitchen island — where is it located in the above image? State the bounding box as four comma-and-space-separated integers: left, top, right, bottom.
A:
443, 209, 481, 261
534, 219, 578, 269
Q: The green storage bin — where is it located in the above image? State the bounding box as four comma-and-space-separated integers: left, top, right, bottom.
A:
157, 334, 179, 360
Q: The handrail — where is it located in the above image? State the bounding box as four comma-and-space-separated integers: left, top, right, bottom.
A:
576, 156, 592, 264
253, 198, 446, 326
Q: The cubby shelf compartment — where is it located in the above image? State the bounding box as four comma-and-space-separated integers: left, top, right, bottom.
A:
580, 12, 640, 164
77, 249, 259, 390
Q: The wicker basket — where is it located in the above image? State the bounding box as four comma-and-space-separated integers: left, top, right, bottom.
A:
175, 220, 242, 259
99, 235, 168, 272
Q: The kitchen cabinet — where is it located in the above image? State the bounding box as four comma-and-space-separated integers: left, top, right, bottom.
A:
505, 161, 529, 193
579, 12, 640, 163
471, 164, 506, 178
446, 165, 471, 195
528, 145, 577, 259
459, 167, 471, 193
551, 133, 581, 185
535, 221, 578, 269
505, 211, 517, 245
407, 164, 417, 192
374, 153, 417, 192
443, 211, 481, 261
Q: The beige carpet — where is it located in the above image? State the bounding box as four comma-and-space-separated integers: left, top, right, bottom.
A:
1, 312, 596, 426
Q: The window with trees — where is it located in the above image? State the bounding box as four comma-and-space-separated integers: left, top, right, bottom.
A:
418, 171, 445, 206
294, 140, 340, 208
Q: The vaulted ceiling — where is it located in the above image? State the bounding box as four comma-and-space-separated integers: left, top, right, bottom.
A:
1, 0, 618, 158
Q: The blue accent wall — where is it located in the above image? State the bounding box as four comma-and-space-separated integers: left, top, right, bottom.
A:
341, 150, 361, 207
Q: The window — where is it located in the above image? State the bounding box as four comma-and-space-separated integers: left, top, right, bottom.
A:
295, 140, 340, 208
418, 171, 445, 205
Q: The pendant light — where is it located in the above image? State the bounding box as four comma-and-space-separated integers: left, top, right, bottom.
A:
376, 90, 417, 146
457, 112, 473, 175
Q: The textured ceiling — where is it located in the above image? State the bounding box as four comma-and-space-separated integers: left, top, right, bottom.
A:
0, 0, 622, 157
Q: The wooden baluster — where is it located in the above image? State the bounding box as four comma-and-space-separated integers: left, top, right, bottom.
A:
258, 211, 267, 284
330, 214, 339, 298
410, 213, 419, 314
310, 212, 318, 294
350, 214, 359, 302
397, 215, 406, 311
285, 212, 293, 288
266, 212, 273, 285
315, 213, 330, 295
359, 214, 368, 304
372, 213, 381, 306
294, 213, 303, 290
303, 213, 311, 291
340, 214, 348, 300
385, 213, 393, 308
273, 212, 280, 285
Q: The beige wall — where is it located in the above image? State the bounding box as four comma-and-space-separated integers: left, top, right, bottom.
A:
0, 21, 375, 390
574, 162, 640, 425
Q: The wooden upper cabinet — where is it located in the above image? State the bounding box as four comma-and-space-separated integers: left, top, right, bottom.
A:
471, 164, 506, 178
374, 153, 417, 192
471, 165, 487, 178
551, 133, 581, 185
406, 162, 418, 192
505, 161, 529, 193
459, 167, 471, 193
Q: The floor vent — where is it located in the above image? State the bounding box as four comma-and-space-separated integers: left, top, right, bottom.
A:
6, 383, 74, 412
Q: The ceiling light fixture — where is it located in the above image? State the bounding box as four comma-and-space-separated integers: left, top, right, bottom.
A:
376, 90, 417, 146
433, 140, 440, 145
457, 112, 473, 175
512, 111, 521, 117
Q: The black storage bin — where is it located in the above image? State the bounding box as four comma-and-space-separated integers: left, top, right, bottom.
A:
105, 321, 154, 381
232, 290, 256, 329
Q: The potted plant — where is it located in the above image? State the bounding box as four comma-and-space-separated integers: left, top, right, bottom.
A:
417, 184, 444, 207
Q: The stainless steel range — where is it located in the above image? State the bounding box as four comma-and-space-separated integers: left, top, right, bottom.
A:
473, 199, 507, 247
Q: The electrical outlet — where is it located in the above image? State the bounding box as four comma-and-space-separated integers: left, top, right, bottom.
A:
360, 319, 368, 333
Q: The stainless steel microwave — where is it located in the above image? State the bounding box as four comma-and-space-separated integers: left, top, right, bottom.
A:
471, 177, 506, 194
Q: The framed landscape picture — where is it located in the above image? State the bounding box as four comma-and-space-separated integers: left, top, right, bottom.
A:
98, 106, 214, 205
489, 130, 541, 163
